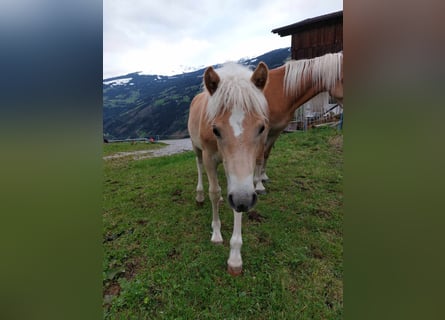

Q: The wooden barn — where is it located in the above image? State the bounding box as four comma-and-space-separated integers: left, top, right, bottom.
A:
271, 10, 343, 130
271, 10, 343, 60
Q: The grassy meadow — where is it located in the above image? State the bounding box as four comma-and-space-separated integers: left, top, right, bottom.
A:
103, 127, 343, 319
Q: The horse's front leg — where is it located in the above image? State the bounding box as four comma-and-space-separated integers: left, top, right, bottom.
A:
227, 210, 243, 276
203, 153, 223, 244
194, 152, 205, 205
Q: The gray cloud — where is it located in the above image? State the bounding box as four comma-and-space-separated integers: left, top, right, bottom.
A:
104, 0, 342, 78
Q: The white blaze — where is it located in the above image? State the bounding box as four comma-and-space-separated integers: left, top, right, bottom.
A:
227, 174, 254, 193
229, 109, 245, 137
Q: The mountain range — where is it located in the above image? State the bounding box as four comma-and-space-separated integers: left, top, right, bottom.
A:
103, 47, 291, 140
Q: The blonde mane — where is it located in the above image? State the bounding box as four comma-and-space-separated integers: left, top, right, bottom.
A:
284, 52, 343, 97
205, 63, 268, 121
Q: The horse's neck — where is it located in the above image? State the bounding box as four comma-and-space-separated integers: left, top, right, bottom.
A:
289, 87, 321, 115
277, 67, 323, 116
291, 71, 326, 112
266, 66, 328, 133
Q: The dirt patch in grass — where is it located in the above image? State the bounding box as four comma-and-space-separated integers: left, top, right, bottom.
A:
136, 219, 148, 225
171, 189, 186, 204
166, 247, 181, 260
247, 210, 266, 222
324, 279, 343, 309
313, 208, 332, 218
124, 256, 145, 280
294, 179, 312, 191
103, 256, 145, 307
103, 227, 134, 243
310, 245, 325, 259
104, 281, 121, 297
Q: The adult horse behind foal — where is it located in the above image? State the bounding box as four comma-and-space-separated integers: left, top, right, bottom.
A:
255, 52, 343, 194
187, 62, 269, 275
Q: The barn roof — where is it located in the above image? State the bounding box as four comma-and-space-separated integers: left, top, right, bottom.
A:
271, 10, 343, 37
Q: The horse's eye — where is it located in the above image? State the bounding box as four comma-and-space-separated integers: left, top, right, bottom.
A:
213, 127, 221, 138
258, 125, 265, 135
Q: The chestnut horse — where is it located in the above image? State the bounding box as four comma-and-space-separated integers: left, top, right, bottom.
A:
255, 52, 343, 193
188, 62, 269, 275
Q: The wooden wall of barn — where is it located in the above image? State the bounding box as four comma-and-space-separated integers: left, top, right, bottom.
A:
291, 21, 343, 60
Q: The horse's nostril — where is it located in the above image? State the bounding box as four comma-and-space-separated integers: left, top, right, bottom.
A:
228, 192, 258, 212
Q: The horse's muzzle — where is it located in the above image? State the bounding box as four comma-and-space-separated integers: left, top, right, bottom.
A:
228, 192, 257, 212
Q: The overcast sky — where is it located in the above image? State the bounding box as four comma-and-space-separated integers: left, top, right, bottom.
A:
103, 0, 342, 79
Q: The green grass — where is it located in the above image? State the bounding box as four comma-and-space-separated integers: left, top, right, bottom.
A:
103, 141, 166, 157
103, 127, 343, 319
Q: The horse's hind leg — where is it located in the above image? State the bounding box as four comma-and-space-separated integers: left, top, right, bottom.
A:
255, 143, 267, 194
261, 138, 276, 183
255, 161, 266, 195
194, 147, 205, 205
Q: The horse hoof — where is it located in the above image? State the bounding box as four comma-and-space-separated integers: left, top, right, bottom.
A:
255, 189, 267, 195
196, 200, 204, 207
211, 240, 223, 245
227, 265, 242, 276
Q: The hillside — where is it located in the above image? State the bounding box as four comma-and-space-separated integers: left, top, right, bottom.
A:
103, 47, 291, 140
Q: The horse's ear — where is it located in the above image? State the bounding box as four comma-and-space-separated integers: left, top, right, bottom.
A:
251, 61, 268, 91
204, 66, 220, 95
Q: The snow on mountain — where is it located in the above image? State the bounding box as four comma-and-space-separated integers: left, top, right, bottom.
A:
103, 77, 133, 86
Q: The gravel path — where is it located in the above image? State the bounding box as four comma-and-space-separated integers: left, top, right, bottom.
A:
103, 139, 193, 161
